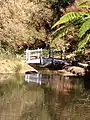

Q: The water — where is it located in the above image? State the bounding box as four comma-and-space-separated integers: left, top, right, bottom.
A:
0, 72, 90, 120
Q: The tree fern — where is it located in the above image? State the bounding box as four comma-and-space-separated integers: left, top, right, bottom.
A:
77, 0, 90, 9
52, 12, 86, 28
52, 24, 72, 37
79, 19, 90, 38
78, 34, 90, 50
52, 0, 90, 50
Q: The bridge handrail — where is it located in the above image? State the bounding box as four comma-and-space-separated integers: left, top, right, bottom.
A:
25, 48, 42, 52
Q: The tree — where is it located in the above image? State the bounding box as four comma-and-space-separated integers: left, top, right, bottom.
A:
0, 0, 54, 53
52, 0, 90, 51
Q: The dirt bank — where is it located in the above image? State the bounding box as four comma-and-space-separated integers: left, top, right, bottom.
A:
0, 58, 37, 74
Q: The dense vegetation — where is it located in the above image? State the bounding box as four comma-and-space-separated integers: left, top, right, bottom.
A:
0, 0, 89, 57
0, 0, 76, 55
52, 0, 90, 51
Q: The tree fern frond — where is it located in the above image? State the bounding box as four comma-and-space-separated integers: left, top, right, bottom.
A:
78, 34, 90, 50
78, 0, 90, 6
52, 26, 68, 36
82, 13, 90, 21
52, 12, 86, 28
78, 5, 90, 9
77, 0, 90, 9
78, 19, 90, 38
52, 24, 73, 38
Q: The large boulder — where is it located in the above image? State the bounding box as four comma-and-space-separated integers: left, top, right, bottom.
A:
68, 66, 85, 76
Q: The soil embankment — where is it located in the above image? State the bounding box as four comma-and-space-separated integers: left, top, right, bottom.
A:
0, 57, 89, 78
0, 58, 37, 74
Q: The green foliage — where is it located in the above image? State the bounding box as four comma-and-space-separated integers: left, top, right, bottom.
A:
77, 0, 90, 9
75, 51, 87, 61
78, 34, 90, 51
52, 25, 70, 37
52, 0, 90, 51
52, 12, 86, 28
78, 18, 90, 38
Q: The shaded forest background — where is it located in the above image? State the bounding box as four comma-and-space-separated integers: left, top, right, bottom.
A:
0, 0, 82, 54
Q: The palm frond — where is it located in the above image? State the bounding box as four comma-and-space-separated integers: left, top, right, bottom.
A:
52, 12, 86, 28
78, 5, 90, 9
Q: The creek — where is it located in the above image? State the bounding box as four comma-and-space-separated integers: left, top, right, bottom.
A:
0, 70, 90, 120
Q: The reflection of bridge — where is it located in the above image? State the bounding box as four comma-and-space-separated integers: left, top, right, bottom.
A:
25, 72, 42, 85
24, 72, 54, 85
24, 72, 74, 93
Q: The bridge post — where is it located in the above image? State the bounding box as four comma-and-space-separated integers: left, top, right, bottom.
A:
51, 48, 54, 64
60, 49, 63, 60
26, 49, 30, 63
40, 48, 43, 64
37, 48, 40, 59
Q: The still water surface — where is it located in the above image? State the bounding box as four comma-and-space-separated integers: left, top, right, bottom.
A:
0, 71, 90, 120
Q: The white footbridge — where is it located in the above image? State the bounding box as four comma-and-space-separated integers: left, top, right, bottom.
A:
25, 48, 66, 66
25, 48, 55, 64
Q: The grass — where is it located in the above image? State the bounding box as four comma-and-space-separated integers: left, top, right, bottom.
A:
14, 63, 22, 73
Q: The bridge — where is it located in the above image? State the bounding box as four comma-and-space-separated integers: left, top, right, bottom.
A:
25, 48, 65, 65
25, 48, 43, 64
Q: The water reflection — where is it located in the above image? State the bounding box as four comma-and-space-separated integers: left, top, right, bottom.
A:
84, 75, 90, 90
24, 72, 73, 94
25, 72, 42, 85
0, 73, 90, 120
43, 76, 90, 120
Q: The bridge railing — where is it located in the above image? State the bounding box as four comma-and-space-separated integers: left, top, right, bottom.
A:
25, 48, 43, 64
25, 48, 67, 64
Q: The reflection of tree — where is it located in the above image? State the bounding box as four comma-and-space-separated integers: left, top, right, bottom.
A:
84, 75, 90, 90
0, 76, 51, 120
0, 74, 90, 120
18, 85, 51, 120
43, 76, 90, 120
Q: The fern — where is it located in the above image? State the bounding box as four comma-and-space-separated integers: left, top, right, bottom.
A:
78, 34, 90, 50
79, 19, 90, 38
52, 12, 86, 28
77, 0, 90, 9
52, 24, 71, 37
52, 0, 90, 50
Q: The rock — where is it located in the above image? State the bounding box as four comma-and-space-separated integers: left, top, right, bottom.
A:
58, 70, 77, 77
68, 66, 85, 76
78, 62, 88, 68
